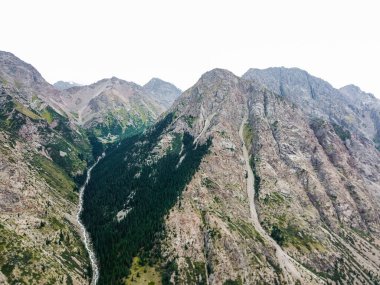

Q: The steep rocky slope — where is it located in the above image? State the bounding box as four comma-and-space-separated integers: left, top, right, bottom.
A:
85, 68, 380, 284
0, 52, 93, 284
0, 51, 92, 177
0, 132, 91, 284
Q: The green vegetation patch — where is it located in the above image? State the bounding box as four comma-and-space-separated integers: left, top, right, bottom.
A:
183, 115, 196, 128
249, 156, 261, 198
184, 257, 207, 285
263, 192, 285, 205
223, 278, 243, 285
332, 123, 351, 141
31, 154, 77, 202
90, 109, 149, 140
243, 123, 253, 147
202, 177, 218, 190
270, 223, 321, 251
14, 101, 41, 120
124, 257, 162, 285
41, 108, 54, 124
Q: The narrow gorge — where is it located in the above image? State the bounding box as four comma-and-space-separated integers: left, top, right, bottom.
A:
77, 153, 105, 285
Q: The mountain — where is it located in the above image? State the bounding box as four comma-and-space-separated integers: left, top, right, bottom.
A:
58, 77, 180, 141
0, 51, 93, 283
242, 67, 380, 149
143, 77, 181, 109
2, 50, 380, 284
84, 68, 380, 284
54, 80, 82, 90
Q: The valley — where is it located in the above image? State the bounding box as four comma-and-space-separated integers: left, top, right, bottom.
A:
1, 51, 380, 285
77, 153, 105, 285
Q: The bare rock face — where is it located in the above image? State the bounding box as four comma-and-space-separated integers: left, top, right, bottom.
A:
339, 84, 380, 150
0, 51, 65, 112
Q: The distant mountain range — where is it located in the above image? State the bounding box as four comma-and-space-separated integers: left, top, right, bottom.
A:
53, 80, 83, 90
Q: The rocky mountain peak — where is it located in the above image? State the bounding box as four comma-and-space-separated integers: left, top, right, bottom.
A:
0, 51, 47, 86
340, 84, 376, 100
199, 68, 239, 84
143, 77, 181, 109
144, 77, 181, 93
144, 77, 166, 86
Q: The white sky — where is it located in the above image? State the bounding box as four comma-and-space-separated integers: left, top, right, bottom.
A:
1, 0, 379, 97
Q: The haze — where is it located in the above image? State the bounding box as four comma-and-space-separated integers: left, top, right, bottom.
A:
1, 0, 379, 97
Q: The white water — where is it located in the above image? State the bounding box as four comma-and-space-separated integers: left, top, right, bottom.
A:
77, 153, 104, 285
